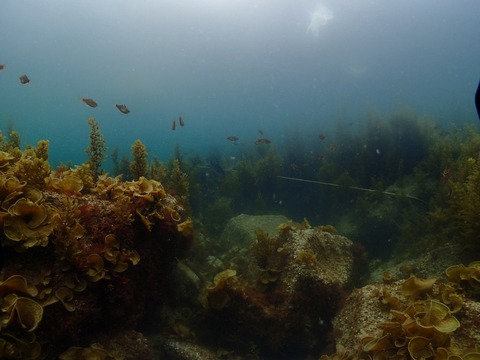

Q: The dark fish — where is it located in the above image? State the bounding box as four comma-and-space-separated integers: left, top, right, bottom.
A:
81, 98, 98, 108
172, 119, 176, 130
179, 116, 185, 127
19, 74, 30, 84
226, 135, 239, 142
258, 130, 264, 135
318, 133, 326, 141
115, 104, 130, 114
0, 64, 5, 71
255, 138, 271, 145
476, 80, 480, 120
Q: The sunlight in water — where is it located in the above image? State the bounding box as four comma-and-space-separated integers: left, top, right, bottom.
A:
307, 4, 333, 37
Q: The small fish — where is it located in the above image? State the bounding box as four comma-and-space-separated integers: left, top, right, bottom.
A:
258, 130, 264, 135
226, 135, 239, 142
255, 138, 271, 145
19, 74, 30, 84
115, 104, 130, 114
0, 64, 5, 71
172, 119, 176, 130
476, 80, 480, 120
179, 116, 185, 127
318, 133, 326, 141
81, 98, 98, 108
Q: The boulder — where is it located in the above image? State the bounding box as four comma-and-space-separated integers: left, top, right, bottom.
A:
220, 214, 288, 249
201, 224, 355, 356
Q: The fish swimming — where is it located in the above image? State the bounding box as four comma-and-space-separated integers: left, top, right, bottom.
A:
115, 104, 130, 114
226, 135, 239, 142
0, 64, 5, 71
19, 74, 30, 84
81, 98, 98, 108
179, 116, 185, 127
172, 119, 176, 130
255, 138, 271, 145
475, 80, 480, 120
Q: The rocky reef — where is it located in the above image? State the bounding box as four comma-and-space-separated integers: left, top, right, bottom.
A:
164, 215, 363, 359
326, 267, 480, 359
0, 139, 193, 358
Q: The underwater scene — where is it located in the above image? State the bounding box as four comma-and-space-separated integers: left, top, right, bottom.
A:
1, 0, 480, 359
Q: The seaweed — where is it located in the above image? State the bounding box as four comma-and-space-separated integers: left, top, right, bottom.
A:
85, 117, 107, 181
130, 139, 148, 180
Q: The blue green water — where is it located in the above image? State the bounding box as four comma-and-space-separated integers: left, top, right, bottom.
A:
0, 0, 479, 168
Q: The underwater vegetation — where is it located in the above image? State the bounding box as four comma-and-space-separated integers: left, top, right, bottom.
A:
426, 125, 480, 256
324, 265, 480, 359
174, 110, 479, 261
0, 129, 193, 358
85, 117, 107, 181
130, 139, 148, 180
1, 104, 480, 358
